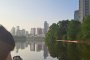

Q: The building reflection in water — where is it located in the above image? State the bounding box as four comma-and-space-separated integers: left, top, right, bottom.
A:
15, 42, 26, 53
36, 42, 42, 52
15, 42, 20, 53
21, 43, 25, 50
30, 42, 35, 51
15, 41, 49, 59
43, 43, 48, 59
25, 41, 28, 47
36, 42, 48, 59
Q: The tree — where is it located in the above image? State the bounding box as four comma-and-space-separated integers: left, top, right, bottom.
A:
44, 23, 57, 46
67, 20, 81, 40
81, 15, 90, 40
44, 20, 70, 60
44, 23, 57, 58
54, 20, 70, 40
44, 18, 90, 60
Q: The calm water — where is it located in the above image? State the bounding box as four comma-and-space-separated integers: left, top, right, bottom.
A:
11, 41, 57, 60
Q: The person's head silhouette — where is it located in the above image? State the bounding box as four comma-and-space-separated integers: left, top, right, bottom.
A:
0, 25, 15, 60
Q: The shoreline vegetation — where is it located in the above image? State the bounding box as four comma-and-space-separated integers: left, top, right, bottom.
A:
13, 36, 44, 42
13, 36, 26, 39
44, 15, 90, 60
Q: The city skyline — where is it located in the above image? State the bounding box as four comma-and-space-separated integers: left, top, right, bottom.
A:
10, 21, 49, 36
10, 21, 49, 32
0, 0, 79, 31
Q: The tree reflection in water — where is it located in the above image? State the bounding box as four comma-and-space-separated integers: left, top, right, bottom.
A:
45, 41, 90, 60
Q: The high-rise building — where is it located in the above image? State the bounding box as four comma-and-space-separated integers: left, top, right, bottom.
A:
37, 28, 40, 36
16, 26, 19, 30
37, 28, 42, 36
42, 28, 44, 34
44, 21, 48, 35
26, 31, 28, 36
20, 30, 22, 36
47, 23, 49, 32
47, 23, 49, 29
31, 28, 36, 36
79, 0, 90, 23
74, 10, 79, 21
22, 29, 25, 36
16, 26, 20, 36
11, 27, 15, 36
39, 28, 42, 34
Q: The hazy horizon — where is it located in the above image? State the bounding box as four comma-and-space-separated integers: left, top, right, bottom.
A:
0, 0, 79, 31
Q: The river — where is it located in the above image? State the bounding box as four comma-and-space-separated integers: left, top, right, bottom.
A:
11, 40, 58, 60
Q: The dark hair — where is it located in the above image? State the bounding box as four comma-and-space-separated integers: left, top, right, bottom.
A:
0, 25, 15, 60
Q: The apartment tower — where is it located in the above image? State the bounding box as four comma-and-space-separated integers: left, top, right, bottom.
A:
79, 0, 90, 23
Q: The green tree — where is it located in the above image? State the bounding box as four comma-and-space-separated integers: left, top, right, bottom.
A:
54, 20, 70, 40
44, 23, 57, 58
45, 20, 70, 60
45, 23, 57, 46
67, 20, 81, 40
81, 15, 90, 40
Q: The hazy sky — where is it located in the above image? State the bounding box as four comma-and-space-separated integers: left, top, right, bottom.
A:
0, 0, 79, 32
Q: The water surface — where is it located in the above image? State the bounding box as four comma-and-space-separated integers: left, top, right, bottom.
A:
11, 41, 57, 60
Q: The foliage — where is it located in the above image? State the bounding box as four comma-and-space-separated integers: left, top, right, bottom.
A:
44, 16, 90, 60
13, 36, 26, 39
44, 23, 57, 58
56, 20, 70, 40
44, 20, 70, 60
67, 20, 81, 40
81, 15, 90, 40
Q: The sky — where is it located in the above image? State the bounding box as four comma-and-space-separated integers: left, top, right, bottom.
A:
0, 0, 79, 32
